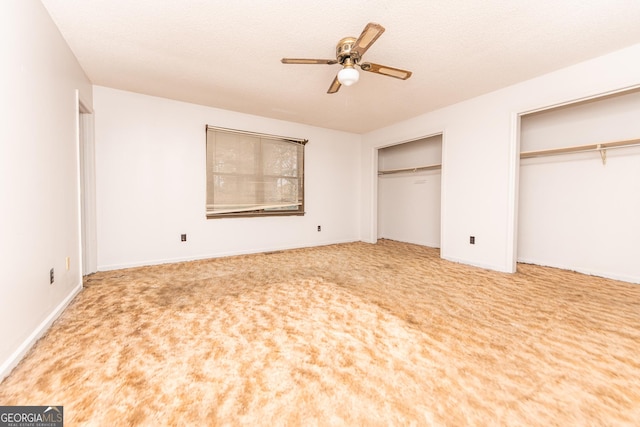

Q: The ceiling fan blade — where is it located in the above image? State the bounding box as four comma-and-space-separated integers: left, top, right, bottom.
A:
327, 76, 341, 94
360, 62, 412, 80
351, 23, 385, 58
282, 58, 338, 65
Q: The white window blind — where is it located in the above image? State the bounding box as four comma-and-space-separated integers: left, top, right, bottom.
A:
206, 125, 307, 218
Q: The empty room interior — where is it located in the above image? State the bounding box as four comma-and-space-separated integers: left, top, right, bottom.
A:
2, 1, 640, 425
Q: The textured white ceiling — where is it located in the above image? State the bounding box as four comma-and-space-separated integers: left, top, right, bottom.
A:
41, 0, 640, 133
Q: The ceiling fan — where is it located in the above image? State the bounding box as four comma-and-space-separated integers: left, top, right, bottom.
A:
281, 22, 412, 94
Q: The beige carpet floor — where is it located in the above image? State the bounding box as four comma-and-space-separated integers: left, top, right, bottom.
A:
1, 240, 639, 426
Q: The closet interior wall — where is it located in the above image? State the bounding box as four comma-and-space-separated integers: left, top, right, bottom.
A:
518, 88, 640, 284
377, 135, 442, 247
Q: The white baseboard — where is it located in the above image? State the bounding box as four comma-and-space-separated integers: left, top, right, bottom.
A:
517, 257, 640, 285
441, 255, 514, 274
0, 283, 83, 382
97, 239, 360, 271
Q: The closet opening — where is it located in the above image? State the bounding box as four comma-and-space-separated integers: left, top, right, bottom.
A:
517, 86, 640, 284
377, 133, 443, 249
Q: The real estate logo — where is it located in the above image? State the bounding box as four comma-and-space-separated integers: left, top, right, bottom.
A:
0, 406, 63, 427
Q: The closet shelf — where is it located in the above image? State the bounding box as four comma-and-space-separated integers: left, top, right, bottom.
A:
520, 137, 640, 163
378, 163, 442, 175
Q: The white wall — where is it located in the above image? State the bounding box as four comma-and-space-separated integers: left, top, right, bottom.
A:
94, 87, 361, 270
0, 1, 93, 379
519, 90, 640, 283
361, 43, 640, 274
377, 135, 442, 247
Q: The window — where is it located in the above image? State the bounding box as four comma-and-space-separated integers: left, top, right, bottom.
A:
206, 125, 307, 218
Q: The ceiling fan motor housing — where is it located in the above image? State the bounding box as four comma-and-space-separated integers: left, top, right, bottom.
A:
336, 37, 359, 64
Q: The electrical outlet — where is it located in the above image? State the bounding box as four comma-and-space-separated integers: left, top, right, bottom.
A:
50, 268, 54, 284
317, 225, 321, 232
181, 234, 187, 242
470, 236, 475, 245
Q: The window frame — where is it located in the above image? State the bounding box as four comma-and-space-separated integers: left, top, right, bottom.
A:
205, 125, 307, 219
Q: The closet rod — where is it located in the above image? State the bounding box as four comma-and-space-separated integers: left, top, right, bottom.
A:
378, 164, 442, 176
520, 137, 640, 159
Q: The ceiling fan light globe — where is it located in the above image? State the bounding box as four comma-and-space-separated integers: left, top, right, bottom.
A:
337, 66, 359, 86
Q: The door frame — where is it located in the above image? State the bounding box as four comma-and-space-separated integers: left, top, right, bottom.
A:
77, 91, 97, 276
